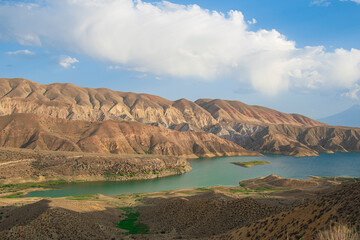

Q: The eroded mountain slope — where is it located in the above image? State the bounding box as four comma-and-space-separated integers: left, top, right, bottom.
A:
0, 78, 323, 128
0, 113, 258, 158
207, 123, 360, 156
1, 78, 359, 157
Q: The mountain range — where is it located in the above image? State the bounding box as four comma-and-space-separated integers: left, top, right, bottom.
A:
318, 104, 360, 128
1, 78, 360, 157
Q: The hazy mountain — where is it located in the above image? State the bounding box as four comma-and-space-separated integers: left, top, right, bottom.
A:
318, 105, 360, 128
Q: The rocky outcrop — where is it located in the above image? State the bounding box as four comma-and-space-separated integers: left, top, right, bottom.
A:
0, 113, 258, 158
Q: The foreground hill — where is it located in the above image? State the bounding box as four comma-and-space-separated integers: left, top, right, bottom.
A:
0, 113, 257, 158
2, 78, 360, 156
214, 179, 360, 240
318, 104, 360, 128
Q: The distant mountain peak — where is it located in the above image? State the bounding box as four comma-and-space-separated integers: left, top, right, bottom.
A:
318, 104, 360, 127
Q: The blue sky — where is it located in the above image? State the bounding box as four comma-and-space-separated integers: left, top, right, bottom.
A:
0, 0, 360, 118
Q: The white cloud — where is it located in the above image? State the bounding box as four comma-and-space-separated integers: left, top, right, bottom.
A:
247, 18, 257, 24
0, 0, 359, 97
342, 84, 360, 99
311, 0, 331, 6
136, 73, 148, 79
107, 65, 122, 70
59, 56, 79, 69
6, 49, 35, 55
340, 0, 360, 4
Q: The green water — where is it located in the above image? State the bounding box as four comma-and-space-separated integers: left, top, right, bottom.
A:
25, 153, 360, 197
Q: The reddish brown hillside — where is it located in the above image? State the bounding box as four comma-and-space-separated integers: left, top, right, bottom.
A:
0, 78, 216, 128
195, 98, 325, 126
1, 78, 342, 157
0, 78, 324, 127
0, 113, 258, 158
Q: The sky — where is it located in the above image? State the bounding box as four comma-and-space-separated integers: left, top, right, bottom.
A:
0, 0, 360, 119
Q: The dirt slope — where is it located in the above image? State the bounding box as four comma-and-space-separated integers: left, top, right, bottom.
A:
2, 78, 360, 157
138, 191, 286, 238
207, 123, 360, 156
0, 147, 190, 184
0, 199, 124, 239
0, 78, 323, 127
195, 98, 324, 126
0, 113, 258, 158
214, 182, 360, 240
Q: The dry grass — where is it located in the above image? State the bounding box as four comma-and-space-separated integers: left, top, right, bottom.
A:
317, 224, 359, 240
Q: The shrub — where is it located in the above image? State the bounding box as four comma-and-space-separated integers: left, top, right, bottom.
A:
317, 224, 359, 240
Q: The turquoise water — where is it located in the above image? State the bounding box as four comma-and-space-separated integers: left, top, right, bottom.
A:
25, 153, 360, 197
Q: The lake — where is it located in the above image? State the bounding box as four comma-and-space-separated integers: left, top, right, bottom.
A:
25, 152, 360, 197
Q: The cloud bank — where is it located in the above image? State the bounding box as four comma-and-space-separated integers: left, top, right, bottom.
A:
0, 0, 359, 97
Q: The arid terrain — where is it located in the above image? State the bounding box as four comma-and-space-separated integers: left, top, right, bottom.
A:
0, 113, 257, 158
1, 78, 360, 157
0, 78, 360, 240
0, 147, 191, 188
0, 176, 358, 239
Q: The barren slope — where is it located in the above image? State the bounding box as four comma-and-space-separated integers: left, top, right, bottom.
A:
2, 78, 359, 157
214, 181, 360, 240
195, 98, 324, 126
0, 78, 217, 128
0, 147, 190, 184
0, 113, 258, 158
0, 78, 324, 127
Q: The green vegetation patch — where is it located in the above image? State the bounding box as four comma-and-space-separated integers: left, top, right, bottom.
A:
0, 179, 67, 194
117, 207, 149, 235
252, 187, 290, 192
231, 160, 271, 168
230, 186, 289, 195
66, 194, 99, 201
230, 187, 253, 195
196, 187, 213, 192
0, 192, 25, 198
319, 176, 360, 182
337, 177, 359, 182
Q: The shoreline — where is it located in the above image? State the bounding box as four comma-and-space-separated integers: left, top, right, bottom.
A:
1, 148, 359, 198
0, 174, 359, 239
0, 166, 193, 198
5, 174, 359, 199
